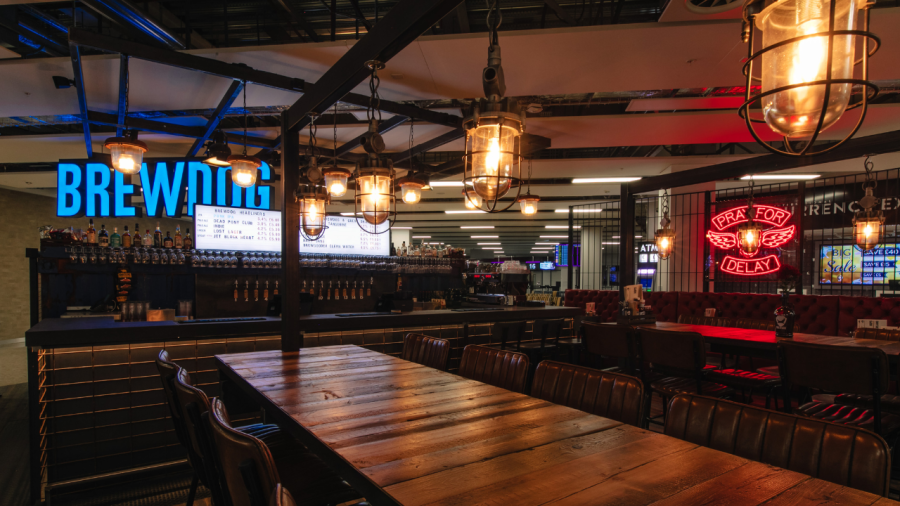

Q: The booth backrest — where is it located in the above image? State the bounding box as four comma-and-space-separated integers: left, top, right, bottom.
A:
565, 289, 892, 337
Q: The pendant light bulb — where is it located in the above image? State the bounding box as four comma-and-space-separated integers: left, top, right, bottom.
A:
853, 158, 884, 251
105, 130, 147, 175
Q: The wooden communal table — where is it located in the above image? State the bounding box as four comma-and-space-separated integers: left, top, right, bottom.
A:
645, 322, 900, 360
216, 345, 898, 506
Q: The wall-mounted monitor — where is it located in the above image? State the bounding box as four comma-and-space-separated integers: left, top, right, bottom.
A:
540, 261, 555, 270
194, 204, 281, 252
300, 216, 391, 256
820, 244, 900, 285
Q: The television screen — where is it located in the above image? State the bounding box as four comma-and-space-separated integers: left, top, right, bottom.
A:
540, 261, 555, 270
820, 244, 900, 285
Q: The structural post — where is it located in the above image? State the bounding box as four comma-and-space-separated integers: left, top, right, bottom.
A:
567, 206, 574, 290
703, 190, 712, 293
281, 116, 302, 352
619, 183, 636, 299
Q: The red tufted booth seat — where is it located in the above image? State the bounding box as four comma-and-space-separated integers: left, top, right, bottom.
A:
564, 290, 620, 322
788, 295, 840, 336
643, 291, 678, 322
838, 297, 900, 337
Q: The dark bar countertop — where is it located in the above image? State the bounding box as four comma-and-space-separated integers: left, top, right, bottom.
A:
26, 305, 582, 348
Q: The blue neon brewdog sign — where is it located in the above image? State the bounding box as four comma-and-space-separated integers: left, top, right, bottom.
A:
56, 158, 273, 218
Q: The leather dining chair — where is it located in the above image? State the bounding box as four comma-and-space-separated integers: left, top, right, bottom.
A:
401, 333, 451, 371
636, 328, 733, 427
665, 393, 892, 497
531, 360, 644, 427
778, 340, 900, 437
207, 398, 364, 506
458, 344, 530, 393
156, 351, 204, 506
581, 322, 638, 376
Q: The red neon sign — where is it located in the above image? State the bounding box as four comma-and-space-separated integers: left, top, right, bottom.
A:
708, 204, 795, 277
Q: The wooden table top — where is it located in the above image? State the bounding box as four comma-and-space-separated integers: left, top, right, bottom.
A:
216, 345, 898, 506
645, 322, 900, 356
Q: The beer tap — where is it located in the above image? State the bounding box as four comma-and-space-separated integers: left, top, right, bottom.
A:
244, 280, 249, 302
352, 280, 357, 300
327, 280, 332, 300
264, 280, 269, 301
234, 279, 238, 302
343, 280, 348, 300
254, 280, 259, 302
318, 280, 324, 300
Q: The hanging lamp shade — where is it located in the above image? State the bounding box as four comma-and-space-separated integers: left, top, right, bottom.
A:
227, 154, 260, 188
737, 219, 764, 257
463, 188, 482, 210
853, 184, 884, 251
355, 165, 394, 226
105, 130, 147, 175
655, 227, 676, 260
203, 130, 232, 167
397, 173, 428, 205
297, 183, 329, 241
323, 167, 351, 197
518, 192, 540, 216
738, 0, 880, 156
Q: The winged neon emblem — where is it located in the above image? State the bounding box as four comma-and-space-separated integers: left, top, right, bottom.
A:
707, 230, 737, 250
707, 225, 794, 251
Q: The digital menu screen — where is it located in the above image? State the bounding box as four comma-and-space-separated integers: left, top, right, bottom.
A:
540, 261, 555, 270
194, 204, 281, 252
300, 216, 391, 256
820, 244, 900, 285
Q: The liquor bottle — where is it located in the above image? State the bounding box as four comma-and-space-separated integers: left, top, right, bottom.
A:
174, 226, 183, 249
143, 230, 152, 247
133, 224, 141, 247
98, 224, 110, 247
153, 223, 162, 247
122, 226, 132, 248
86, 219, 97, 244
774, 292, 796, 339
110, 227, 121, 248
183, 228, 193, 250
163, 232, 174, 248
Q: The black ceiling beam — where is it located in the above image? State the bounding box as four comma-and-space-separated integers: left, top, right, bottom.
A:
87, 110, 277, 149
340, 92, 462, 129
68, 28, 305, 93
629, 129, 900, 194
283, 0, 465, 133
116, 54, 128, 136
347, 0, 373, 31
69, 42, 93, 157
269, 0, 320, 42
187, 79, 244, 157
389, 128, 465, 164
334, 115, 409, 157
544, 0, 577, 24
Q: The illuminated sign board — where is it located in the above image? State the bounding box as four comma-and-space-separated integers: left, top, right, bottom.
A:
820, 244, 900, 285
56, 158, 272, 218
707, 204, 795, 276
194, 205, 281, 252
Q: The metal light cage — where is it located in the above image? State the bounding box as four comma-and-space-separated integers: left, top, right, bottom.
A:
737, 219, 765, 257
738, 0, 880, 156
297, 183, 329, 241
655, 226, 676, 260
354, 162, 396, 235
462, 101, 524, 213
323, 167, 352, 197
397, 172, 428, 205
104, 130, 147, 175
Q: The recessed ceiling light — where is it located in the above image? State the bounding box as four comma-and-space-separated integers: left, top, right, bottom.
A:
446, 210, 486, 214
602, 242, 619, 245
555, 209, 603, 213
471, 235, 498, 238
430, 181, 464, 187
572, 177, 643, 183
536, 242, 559, 245
461, 226, 494, 229
740, 174, 821, 180
477, 243, 501, 245
611, 235, 642, 239
412, 236, 431, 238
540, 235, 568, 238
546, 225, 580, 229
392, 227, 412, 229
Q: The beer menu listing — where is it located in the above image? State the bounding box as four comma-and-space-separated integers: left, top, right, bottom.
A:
194, 204, 281, 252
300, 216, 391, 256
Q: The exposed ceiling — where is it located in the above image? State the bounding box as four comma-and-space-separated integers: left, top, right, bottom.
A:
1, 1, 899, 258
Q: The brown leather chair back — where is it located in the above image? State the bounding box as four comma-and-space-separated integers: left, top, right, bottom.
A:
531, 360, 644, 426
582, 322, 636, 375
777, 340, 889, 397
492, 320, 527, 351
270, 484, 296, 506
665, 394, 891, 497
401, 333, 451, 371
458, 345, 529, 393
155, 350, 189, 449
208, 398, 279, 506
856, 328, 900, 341
173, 369, 212, 459
637, 328, 706, 379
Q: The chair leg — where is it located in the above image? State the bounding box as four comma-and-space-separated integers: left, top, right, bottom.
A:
186, 473, 199, 506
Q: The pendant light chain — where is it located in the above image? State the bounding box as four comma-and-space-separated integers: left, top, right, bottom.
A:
123, 58, 129, 133
863, 155, 877, 189
333, 103, 338, 167
486, 0, 502, 48
367, 66, 382, 123
409, 117, 415, 163
242, 80, 248, 156
662, 189, 670, 221
527, 157, 532, 193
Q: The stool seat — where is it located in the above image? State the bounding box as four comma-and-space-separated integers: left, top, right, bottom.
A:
650, 376, 734, 398
705, 369, 780, 390
756, 365, 780, 377
795, 401, 900, 436
834, 393, 900, 415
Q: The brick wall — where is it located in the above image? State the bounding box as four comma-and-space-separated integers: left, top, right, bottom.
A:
0, 187, 190, 341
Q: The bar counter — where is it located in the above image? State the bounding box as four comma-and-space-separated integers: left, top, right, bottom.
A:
24, 305, 580, 501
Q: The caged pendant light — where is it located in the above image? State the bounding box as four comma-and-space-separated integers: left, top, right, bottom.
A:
353, 61, 396, 234
227, 81, 261, 188
737, 179, 764, 257
462, 0, 523, 213
323, 104, 351, 198
295, 113, 329, 241
396, 119, 429, 205
104, 57, 147, 175
654, 189, 676, 260
738, 0, 880, 156
853, 156, 884, 251
203, 130, 232, 167
517, 158, 539, 216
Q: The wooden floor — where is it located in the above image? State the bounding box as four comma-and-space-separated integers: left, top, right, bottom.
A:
0, 384, 29, 506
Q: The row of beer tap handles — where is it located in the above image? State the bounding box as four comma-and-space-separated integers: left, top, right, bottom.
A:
303, 277, 374, 301
234, 279, 279, 302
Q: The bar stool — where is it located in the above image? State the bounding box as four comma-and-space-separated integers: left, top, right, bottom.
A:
489, 320, 527, 351
518, 318, 564, 363
636, 328, 734, 427
581, 322, 637, 376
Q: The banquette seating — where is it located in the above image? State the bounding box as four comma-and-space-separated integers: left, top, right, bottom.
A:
565, 290, 900, 337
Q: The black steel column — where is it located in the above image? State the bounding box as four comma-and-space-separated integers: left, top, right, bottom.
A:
796, 181, 807, 292
281, 116, 302, 352
619, 183, 635, 299
567, 206, 574, 290
703, 191, 712, 293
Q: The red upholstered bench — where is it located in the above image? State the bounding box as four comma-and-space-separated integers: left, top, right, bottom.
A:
564, 290, 619, 322
838, 296, 900, 337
